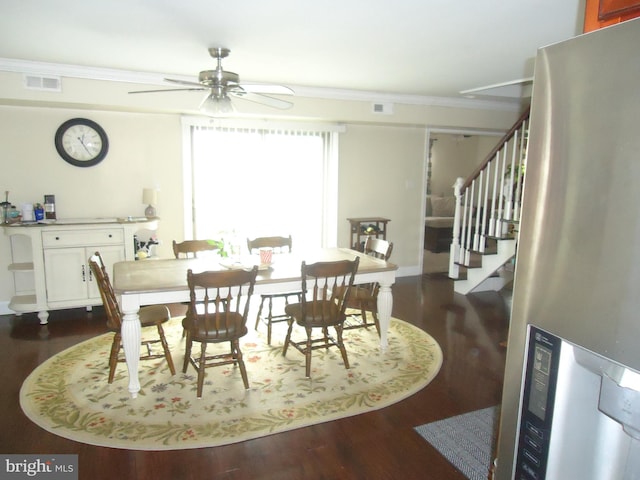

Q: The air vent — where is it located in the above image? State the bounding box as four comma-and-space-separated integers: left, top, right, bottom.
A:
372, 102, 393, 115
23, 74, 62, 92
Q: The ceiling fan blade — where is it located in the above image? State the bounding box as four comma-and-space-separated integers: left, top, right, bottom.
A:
164, 78, 206, 88
230, 91, 294, 110
129, 87, 205, 94
127, 49, 294, 109
236, 84, 294, 95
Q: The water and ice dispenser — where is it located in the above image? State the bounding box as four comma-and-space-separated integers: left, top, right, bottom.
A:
516, 326, 640, 479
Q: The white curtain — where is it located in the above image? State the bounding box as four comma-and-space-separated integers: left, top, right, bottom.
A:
181, 117, 342, 252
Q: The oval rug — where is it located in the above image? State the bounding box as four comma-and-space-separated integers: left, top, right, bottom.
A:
20, 316, 442, 450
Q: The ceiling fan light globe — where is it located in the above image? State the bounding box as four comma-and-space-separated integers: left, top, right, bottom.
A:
199, 93, 235, 117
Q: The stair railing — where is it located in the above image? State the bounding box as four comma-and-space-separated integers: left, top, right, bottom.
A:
449, 109, 530, 279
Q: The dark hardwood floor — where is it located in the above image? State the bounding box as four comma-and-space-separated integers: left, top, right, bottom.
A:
0, 274, 511, 480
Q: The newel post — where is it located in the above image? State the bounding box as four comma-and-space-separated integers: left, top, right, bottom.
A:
449, 177, 464, 279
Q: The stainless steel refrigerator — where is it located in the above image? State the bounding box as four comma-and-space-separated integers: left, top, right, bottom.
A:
495, 18, 640, 480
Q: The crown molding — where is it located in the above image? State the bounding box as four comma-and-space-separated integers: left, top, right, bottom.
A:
289, 85, 521, 112
0, 57, 521, 113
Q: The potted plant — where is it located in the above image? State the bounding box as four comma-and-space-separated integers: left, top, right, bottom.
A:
207, 239, 228, 257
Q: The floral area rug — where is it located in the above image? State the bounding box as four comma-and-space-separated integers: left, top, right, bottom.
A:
20, 314, 442, 450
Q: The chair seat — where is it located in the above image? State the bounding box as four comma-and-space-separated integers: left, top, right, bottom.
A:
139, 304, 171, 326
182, 313, 247, 341
344, 285, 382, 334
345, 286, 377, 309
285, 301, 344, 327
106, 304, 170, 333
349, 285, 375, 301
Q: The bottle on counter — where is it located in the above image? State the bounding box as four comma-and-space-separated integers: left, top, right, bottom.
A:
44, 194, 56, 219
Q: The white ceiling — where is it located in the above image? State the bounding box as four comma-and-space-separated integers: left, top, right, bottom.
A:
0, 0, 584, 105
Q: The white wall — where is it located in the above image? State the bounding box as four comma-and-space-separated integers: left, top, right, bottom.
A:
0, 106, 184, 312
338, 124, 426, 270
430, 133, 499, 197
0, 73, 522, 314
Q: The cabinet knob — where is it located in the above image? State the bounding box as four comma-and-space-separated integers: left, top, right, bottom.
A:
55, 236, 60, 240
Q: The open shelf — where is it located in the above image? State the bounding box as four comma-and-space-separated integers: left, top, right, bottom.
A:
8, 262, 34, 272
9, 294, 38, 312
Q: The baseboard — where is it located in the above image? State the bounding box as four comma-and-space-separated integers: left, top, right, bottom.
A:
0, 301, 12, 316
397, 265, 422, 277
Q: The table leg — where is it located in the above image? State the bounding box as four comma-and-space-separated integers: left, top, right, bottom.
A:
377, 281, 393, 350
120, 296, 141, 398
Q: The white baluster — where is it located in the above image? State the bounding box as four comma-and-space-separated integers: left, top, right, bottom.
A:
479, 161, 491, 253
459, 185, 470, 265
473, 170, 484, 252
497, 146, 508, 237
505, 131, 518, 221
513, 119, 528, 222
489, 151, 500, 238
464, 180, 475, 265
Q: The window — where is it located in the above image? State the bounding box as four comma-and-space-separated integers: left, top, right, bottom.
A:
181, 117, 342, 252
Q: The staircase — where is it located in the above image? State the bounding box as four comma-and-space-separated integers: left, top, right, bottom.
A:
449, 109, 529, 294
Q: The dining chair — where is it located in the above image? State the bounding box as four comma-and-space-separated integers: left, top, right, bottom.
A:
172, 239, 219, 258
182, 266, 259, 398
173, 239, 221, 313
247, 235, 302, 345
344, 237, 393, 336
88, 252, 176, 383
282, 257, 360, 378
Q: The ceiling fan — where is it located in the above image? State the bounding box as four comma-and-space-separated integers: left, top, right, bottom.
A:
129, 47, 294, 115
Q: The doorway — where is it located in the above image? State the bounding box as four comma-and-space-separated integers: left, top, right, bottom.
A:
421, 129, 503, 275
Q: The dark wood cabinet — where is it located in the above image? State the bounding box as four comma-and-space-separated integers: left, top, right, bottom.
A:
347, 217, 390, 251
584, 0, 640, 32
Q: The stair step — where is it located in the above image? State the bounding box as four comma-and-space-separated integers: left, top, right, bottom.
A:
452, 238, 517, 294
485, 234, 517, 241
455, 261, 481, 269
470, 245, 498, 255
451, 266, 502, 281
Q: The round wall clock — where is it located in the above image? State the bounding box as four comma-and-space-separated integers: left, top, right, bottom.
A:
54, 118, 109, 167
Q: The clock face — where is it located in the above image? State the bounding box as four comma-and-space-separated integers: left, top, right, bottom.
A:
55, 118, 109, 167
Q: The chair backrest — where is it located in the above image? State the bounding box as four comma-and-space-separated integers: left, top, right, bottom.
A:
364, 237, 393, 261
186, 266, 259, 336
246, 235, 293, 254
173, 240, 219, 259
88, 251, 121, 331
300, 257, 360, 325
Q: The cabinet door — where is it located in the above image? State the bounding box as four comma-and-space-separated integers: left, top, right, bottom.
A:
86, 246, 125, 300
44, 245, 125, 303
44, 247, 88, 302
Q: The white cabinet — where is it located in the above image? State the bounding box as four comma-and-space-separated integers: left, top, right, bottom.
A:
3, 218, 158, 324
44, 245, 124, 304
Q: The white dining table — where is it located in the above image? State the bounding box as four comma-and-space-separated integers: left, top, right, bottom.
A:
113, 247, 397, 397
